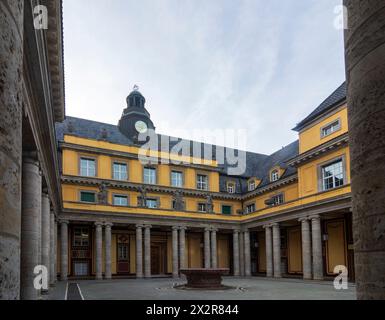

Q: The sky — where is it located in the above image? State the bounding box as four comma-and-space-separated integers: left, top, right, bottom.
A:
63, 0, 345, 155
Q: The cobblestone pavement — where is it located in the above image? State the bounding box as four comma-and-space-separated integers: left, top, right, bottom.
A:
47, 276, 356, 300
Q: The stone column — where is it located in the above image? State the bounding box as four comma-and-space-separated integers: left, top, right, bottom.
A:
272, 223, 281, 278
239, 231, 245, 276
211, 228, 218, 268
179, 227, 186, 270
233, 229, 240, 276
20, 157, 41, 300
263, 225, 273, 277
172, 226, 179, 278
135, 225, 143, 278
95, 222, 103, 280
244, 230, 251, 276
0, 0, 24, 300
299, 218, 312, 280
104, 223, 112, 279
60, 220, 69, 281
344, 0, 385, 299
41, 192, 50, 293
144, 225, 151, 278
54, 218, 58, 283
49, 211, 56, 286
204, 228, 211, 268
311, 215, 323, 280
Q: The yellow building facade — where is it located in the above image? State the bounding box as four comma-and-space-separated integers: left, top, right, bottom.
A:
56, 82, 353, 281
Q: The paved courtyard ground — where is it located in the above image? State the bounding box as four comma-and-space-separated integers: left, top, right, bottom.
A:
48, 277, 356, 300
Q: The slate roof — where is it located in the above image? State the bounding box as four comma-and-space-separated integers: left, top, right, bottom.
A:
293, 82, 347, 131
55, 116, 299, 194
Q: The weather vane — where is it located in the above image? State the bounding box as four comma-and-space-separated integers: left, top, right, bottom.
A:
133, 84, 139, 91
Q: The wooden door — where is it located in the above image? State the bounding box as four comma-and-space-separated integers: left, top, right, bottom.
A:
326, 220, 347, 275
287, 227, 302, 274
117, 235, 130, 274
151, 245, 161, 275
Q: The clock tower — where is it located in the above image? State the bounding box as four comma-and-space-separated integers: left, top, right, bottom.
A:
118, 86, 155, 144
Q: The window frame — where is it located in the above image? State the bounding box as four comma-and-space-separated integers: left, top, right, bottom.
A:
112, 194, 129, 207
73, 227, 90, 247
145, 197, 159, 209
196, 173, 209, 191
197, 202, 207, 213
79, 190, 97, 203
318, 156, 346, 192
112, 160, 129, 181
170, 169, 184, 188
245, 202, 256, 214
248, 179, 256, 192
272, 193, 284, 206
143, 166, 157, 185
221, 204, 233, 215
79, 156, 97, 177
226, 182, 235, 194
320, 118, 341, 138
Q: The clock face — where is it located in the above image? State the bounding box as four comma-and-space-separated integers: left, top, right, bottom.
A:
135, 120, 148, 133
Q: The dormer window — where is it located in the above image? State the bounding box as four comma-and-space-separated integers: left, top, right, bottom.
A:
271, 170, 279, 182
248, 180, 256, 192
227, 182, 235, 194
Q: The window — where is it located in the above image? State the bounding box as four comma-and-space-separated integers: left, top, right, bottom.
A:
245, 203, 256, 214
272, 194, 284, 206
196, 174, 208, 190
227, 183, 235, 194
80, 158, 96, 177
271, 170, 279, 182
113, 162, 127, 180
248, 180, 256, 191
146, 198, 158, 208
221, 205, 232, 215
73, 227, 89, 247
113, 195, 128, 206
80, 191, 96, 203
171, 170, 183, 187
197, 203, 207, 212
321, 160, 344, 191
143, 167, 156, 184
321, 119, 341, 138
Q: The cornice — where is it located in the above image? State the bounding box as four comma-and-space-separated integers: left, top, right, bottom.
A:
286, 132, 349, 167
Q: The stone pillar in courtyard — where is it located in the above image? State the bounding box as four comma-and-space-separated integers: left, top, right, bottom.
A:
179, 227, 186, 270
272, 223, 281, 278
264, 225, 273, 277
239, 231, 245, 276
20, 156, 41, 300
50, 211, 56, 286
299, 218, 312, 280
172, 226, 179, 278
136, 225, 143, 278
144, 225, 151, 278
0, 0, 24, 300
244, 230, 251, 276
211, 228, 218, 268
41, 192, 50, 293
104, 223, 112, 279
54, 218, 58, 283
204, 228, 211, 268
344, 0, 385, 300
232, 229, 240, 276
60, 220, 69, 281
310, 215, 323, 280
95, 222, 103, 280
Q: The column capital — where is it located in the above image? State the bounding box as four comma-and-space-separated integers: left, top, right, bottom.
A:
172, 226, 179, 231
59, 219, 69, 225
211, 228, 218, 232
298, 217, 309, 222
179, 226, 187, 231
233, 228, 241, 233
144, 224, 152, 229
204, 227, 211, 232
104, 222, 113, 228
262, 224, 271, 229
309, 214, 321, 220
22, 151, 39, 164
271, 222, 280, 227
136, 224, 144, 229
94, 221, 103, 227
